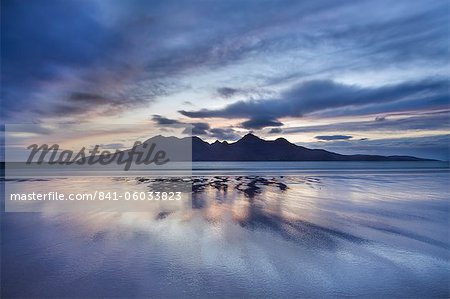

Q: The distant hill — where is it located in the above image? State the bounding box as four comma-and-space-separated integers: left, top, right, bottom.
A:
139, 133, 432, 162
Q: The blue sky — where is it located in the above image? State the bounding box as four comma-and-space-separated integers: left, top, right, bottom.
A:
1, 0, 449, 159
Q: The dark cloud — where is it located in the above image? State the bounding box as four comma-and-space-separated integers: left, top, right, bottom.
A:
315, 135, 353, 141
268, 128, 283, 134
2, 0, 448, 124
190, 122, 210, 135
209, 128, 241, 141
217, 87, 240, 98
180, 78, 448, 123
152, 115, 182, 125
53, 92, 143, 116
179, 122, 210, 135
241, 118, 283, 129
151, 115, 239, 139
168, 120, 241, 140
182, 123, 240, 140
69, 92, 110, 104
45, 82, 164, 117
152, 115, 210, 135
216, 86, 276, 101
1, 0, 121, 119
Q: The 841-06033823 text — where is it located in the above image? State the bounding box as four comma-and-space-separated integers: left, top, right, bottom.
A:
9, 191, 183, 201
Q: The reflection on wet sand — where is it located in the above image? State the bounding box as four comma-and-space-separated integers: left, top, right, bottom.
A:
132, 176, 368, 249
2, 173, 449, 298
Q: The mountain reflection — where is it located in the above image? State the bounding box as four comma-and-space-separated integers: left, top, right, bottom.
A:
134, 175, 368, 249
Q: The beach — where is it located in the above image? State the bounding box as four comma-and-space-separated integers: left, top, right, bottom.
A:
1, 162, 449, 297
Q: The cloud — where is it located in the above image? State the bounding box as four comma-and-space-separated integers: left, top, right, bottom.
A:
241, 118, 283, 129
152, 114, 212, 138
328, 4, 450, 65
151, 114, 239, 139
4, 124, 53, 135
68, 92, 110, 104
1, 0, 123, 119
3, 0, 448, 125
209, 128, 241, 140
98, 143, 125, 150
285, 111, 450, 133
268, 128, 283, 134
315, 135, 353, 141
217, 87, 240, 98
171, 121, 209, 135
182, 124, 240, 140
189, 122, 210, 135
152, 115, 182, 125
152, 115, 210, 135
37, 91, 153, 117
180, 78, 448, 122
179, 78, 448, 131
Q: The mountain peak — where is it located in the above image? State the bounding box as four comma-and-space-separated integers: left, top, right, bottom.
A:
240, 133, 262, 142
275, 137, 290, 144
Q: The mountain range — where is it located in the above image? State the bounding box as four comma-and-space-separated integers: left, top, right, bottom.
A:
142, 133, 431, 161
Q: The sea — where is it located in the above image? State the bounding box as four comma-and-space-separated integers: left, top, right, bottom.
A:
1, 161, 449, 298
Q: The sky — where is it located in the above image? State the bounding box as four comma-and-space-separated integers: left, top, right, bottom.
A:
1, 0, 449, 159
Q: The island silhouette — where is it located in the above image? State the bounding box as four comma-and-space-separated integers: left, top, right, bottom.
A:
133, 133, 432, 162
